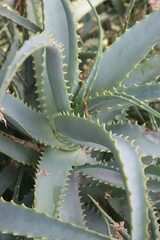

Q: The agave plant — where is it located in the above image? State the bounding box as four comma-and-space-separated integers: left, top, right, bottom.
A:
0, 0, 160, 239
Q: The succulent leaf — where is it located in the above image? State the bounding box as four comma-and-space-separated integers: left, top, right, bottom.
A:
0, 1, 159, 239
0, 198, 113, 240
118, 83, 160, 103
75, 164, 124, 187
83, 204, 109, 235
58, 171, 85, 227
0, 133, 39, 167
0, 36, 18, 85
61, 0, 79, 95
75, 0, 103, 102
43, 0, 79, 93
72, 0, 106, 22
121, 53, 160, 87
54, 114, 149, 239
35, 147, 83, 217
107, 123, 160, 158
2, 94, 65, 146
0, 2, 41, 33
0, 164, 18, 195
91, 8, 160, 93
26, 0, 42, 29
89, 195, 130, 240
148, 206, 160, 239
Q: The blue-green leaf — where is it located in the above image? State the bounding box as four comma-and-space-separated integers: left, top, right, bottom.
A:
0, 198, 114, 240
91, 8, 160, 94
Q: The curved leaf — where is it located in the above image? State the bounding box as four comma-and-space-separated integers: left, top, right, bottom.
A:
75, 164, 124, 187
107, 123, 160, 158
0, 132, 39, 167
91, 8, 160, 94
148, 207, 160, 239
61, 0, 79, 94
26, 2, 57, 127
121, 54, 160, 87
2, 94, 66, 147
75, 0, 103, 102
86, 94, 128, 113
118, 83, 160, 102
26, 0, 42, 29
113, 91, 160, 119
58, 171, 85, 227
0, 36, 18, 85
82, 204, 109, 235
0, 31, 70, 113
145, 165, 160, 177
72, 0, 106, 22
0, 3, 41, 33
0, 164, 18, 195
0, 199, 113, 240
35, 147, 83, 217
43, 0, 79, 93
89, 196, 130, 240
54, 113, 148, 239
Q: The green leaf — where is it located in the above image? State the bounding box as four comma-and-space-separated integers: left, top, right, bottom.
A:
43, 0, 79, 94
26, 1, 55, 117
89, 195, 130, 240
148, 207, 160, 239
24, 56, 38, 109
93, 108, 126, 124
2, 94, 65, 147
113, 90, 160, 119
0, 164, 18, 195
91, 8, 160, 94
82, 84, 160, 122
0, 198, 114, 240
0, 133, 39, 167
0, 31, 70, 113
54, 113, 149, 239
25, 0, 43, 108
147, 177, 160, 192
80, 182, 125, 204
46, 47, 71, 113
26, 0, 42, 29
58, 171, 85, 227
75, 164, 124, 187
26, 2, 58, 126
35, 147, 83, 217
0, 36, 18, 85
72, 0, 106, 21
35, 50, 58, 127
0, 51, 5, 62
75, 0, 103, 102
107, 123, 160, 158
0, 3, 41, 33
83, 204, 109, 235
61, 0, 79, 94
13, 164, 24, 204
145, 165, 160, 177
118, 83, 160, 103
121, 54, 160, 87
85, 94, 128, 113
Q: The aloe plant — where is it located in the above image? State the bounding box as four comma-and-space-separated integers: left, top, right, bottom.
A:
0, 0, 160, 239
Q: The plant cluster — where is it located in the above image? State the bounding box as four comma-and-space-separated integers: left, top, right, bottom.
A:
0, 0, 160, 239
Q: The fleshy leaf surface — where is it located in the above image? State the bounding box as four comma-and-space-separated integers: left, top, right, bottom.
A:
91, 8, 160, 94
54, 113, 148, 239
